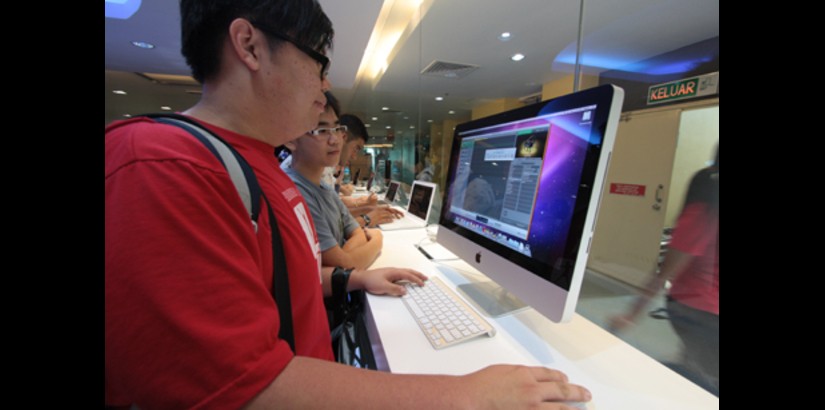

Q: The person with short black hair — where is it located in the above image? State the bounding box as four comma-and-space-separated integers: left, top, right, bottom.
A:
105, 1, 593, 408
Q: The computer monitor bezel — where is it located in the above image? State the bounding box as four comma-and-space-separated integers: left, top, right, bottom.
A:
436, 84, 624, 323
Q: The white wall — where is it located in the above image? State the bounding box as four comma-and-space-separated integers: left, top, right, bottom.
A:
665, 106, 719, 227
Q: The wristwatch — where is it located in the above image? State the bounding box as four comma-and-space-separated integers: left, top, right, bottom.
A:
360, 214, 372, 227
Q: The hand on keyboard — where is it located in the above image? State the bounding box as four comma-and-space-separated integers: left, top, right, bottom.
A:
401, 277, 496, 349
350, 267, 427, 297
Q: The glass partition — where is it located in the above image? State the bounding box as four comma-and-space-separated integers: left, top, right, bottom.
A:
579, 0, 719, 396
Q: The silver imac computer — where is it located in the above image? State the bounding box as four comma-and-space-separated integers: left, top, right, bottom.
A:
436, 84, 624, 323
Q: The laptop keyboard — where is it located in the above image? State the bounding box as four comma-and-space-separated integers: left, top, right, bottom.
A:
379, 213, 425, 230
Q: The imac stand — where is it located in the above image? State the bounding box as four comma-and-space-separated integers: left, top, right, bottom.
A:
456, 281, 528, 318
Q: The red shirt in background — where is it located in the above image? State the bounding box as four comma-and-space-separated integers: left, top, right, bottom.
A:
667, 202, 719, 315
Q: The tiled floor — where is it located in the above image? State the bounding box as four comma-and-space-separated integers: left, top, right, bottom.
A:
577, 269, 718, 396
577, 269, 682, 364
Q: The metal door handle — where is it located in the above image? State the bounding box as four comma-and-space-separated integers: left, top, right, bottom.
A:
652, 184, 664, 211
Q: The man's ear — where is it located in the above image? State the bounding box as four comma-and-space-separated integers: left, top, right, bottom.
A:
227, 18, 265, 72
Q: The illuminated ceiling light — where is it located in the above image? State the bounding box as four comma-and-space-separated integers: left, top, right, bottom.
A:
511, 53, 525, 62
354, 0, 435, 86
386, 126, 392, 129
499, 32, 511, 41
123, 114, 132, 118
365, 124, 371, 127
105, 0, 142, 20
371, 117, 379, 121
448, 110, 455, 114
131, 41, 155, 49
382, 107, 389, 111
427, 119, 433, 123
112, 90, 127, 95
435, 96, 444, 101
160, 106, 172, 111
410, 125, 415, 129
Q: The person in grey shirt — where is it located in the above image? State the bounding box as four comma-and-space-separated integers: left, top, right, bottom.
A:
283, 92, 383, 269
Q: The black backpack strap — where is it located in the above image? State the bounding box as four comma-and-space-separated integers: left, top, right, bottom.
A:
140, 113, 295, 351
263, 196, 294, 350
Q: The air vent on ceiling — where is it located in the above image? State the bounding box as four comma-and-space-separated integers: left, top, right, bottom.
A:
420, 60, 479, 79
518, 92, 542, 105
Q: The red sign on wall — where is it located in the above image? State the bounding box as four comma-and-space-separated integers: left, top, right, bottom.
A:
610, 183, 646, 196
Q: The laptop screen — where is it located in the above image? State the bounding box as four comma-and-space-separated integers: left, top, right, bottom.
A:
407, 182, 435, 220
385, 181, 400, 202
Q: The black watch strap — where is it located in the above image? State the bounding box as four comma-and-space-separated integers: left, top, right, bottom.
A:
360, 214, 371, 226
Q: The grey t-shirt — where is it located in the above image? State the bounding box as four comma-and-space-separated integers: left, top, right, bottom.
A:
283, 166, 359, 252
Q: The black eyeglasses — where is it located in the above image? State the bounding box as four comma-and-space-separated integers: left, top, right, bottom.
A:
251, 22, 330, 80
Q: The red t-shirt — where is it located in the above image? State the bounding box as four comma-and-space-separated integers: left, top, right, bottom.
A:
105, 117, 333, 408
667, 202, 719, 315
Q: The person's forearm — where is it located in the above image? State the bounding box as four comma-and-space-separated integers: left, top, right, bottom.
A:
348, 205, 374, 214
345, 238, 381, 270
627, 249, 694, 320
247, 357, 592, 409
342, 229, 367, 250
245, 356, 470, 409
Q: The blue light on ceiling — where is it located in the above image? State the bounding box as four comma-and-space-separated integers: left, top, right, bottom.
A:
105, 0, 142, 20
554, 53, 710, 76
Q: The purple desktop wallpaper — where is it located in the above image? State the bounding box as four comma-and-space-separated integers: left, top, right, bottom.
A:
528, 114, 590, 270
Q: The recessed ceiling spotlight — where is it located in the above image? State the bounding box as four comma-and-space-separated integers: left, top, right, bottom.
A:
427, 119, 433, 123
448, 110, 455, 114
499, 32, 511, 41
382, 107, 389, 111
365, 124, 371, 127
435, 96, 444, 101
131, 41, 155, 49
123, 114, 132, 118
511, 53, 525, 62
371, 117, 378, 121
160, 106, 172, 111
403, 116, 409, 120
385, 125, 392, 129
410, 125, 415, 129
112, 90, 127, 95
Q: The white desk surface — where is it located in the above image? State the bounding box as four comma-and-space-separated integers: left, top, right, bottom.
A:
365, 227, 719, 410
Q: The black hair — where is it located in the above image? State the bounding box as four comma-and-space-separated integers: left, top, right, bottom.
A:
338, 114, 369, 143
180, 0, 334, 83
324, 91, 341, 118
683, 146, 718, 212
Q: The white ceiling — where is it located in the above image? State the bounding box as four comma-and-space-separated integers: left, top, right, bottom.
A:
104, 0, 719, 135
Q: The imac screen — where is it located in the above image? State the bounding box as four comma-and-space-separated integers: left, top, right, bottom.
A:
438, 84, 623, 322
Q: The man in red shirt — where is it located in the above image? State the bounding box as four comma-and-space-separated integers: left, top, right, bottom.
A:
105, 0, 593, 408
610, 151, 719, 395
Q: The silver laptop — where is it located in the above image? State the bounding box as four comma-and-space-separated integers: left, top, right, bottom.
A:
378, 180, 401, 205
379, 181, 437, 230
